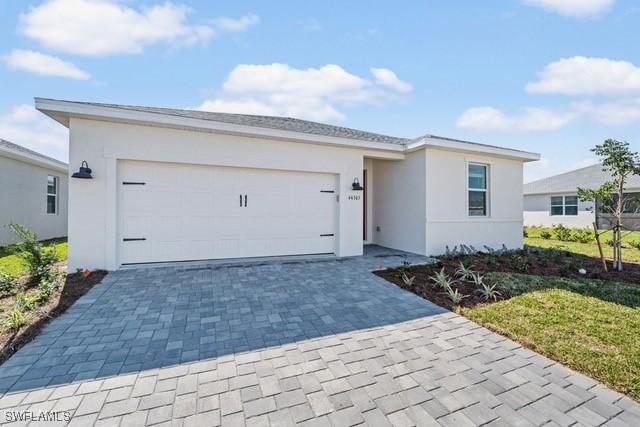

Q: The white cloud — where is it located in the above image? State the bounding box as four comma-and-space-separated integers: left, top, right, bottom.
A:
370, 68, 412, 93
521, 0, 613, 17
19, 0, 216, 56
526, 56, 640, 96
456, 106, 575, 131
2, 49, 90, 80
213, 14, 259, 32
197, 63, 412, 121
0, 105, 68, 161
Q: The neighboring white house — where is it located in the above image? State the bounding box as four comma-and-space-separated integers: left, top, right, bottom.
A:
524, 163, 640, 230
0, 138, 68, 245
35, 98, 539, 271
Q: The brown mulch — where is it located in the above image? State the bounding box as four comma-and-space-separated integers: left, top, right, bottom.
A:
0, 268, 108, 365
374, 248, 640, 311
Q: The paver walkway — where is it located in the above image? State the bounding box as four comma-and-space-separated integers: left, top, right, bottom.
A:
0, 246, 638, 426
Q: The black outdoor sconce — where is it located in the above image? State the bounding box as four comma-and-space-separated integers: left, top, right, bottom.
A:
352, 178, 363, 191
72, 161, 93, 179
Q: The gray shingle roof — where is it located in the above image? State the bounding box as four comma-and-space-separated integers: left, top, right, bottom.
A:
67, 101, 412, 145
524, 163, 640, 194
36, 98, 540, 160
0, 138, 67, 167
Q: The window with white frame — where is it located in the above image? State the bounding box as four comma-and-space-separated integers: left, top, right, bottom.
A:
47, 175, 58, 214
468, 163, 488, 216
550, 195, 578, 216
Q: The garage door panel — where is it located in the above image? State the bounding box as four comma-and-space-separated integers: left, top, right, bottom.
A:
122, 215, 150, 238
119, 160, 336, 264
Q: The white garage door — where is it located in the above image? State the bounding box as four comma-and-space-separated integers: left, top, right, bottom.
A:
119, 160, 337, 264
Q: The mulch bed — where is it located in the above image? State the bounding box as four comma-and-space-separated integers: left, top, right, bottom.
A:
375, 248, 640, 311
0, 268, 107, 365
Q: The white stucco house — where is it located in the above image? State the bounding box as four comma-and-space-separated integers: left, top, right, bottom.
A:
0, 138, 68, 245
524, 163, 640, 230
35, 98, 539, 271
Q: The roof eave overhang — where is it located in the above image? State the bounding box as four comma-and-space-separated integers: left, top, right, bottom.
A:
35, 98, 406, 154
525, 185, 640, 196
0, 145, 67, 173
407, 136, 540, 162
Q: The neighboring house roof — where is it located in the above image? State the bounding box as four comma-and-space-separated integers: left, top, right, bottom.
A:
35, 98, 540, 162
524, 163, 640, 195
0, 138, 67, 173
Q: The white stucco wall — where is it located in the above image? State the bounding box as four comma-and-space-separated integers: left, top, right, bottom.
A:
424, 148, 524, 255
0, 157, 68, 245
523, 193, 595, 229
371, 151, 427, 255
67, 118, 386, 270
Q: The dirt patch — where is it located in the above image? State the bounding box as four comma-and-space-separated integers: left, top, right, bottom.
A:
0, 268, 107, 365
374, 247, 640, 311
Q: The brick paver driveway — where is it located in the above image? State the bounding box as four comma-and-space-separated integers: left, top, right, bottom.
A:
1, 246, 639, 426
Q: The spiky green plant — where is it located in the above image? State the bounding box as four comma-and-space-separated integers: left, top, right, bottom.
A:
7, 307, 26, 330
401, 272, 415, 286
455, 261, 475, 281
470, 272, 485, 287
445, 286, 468, 305
477, 283, 502, 301
431, 267, 455, 290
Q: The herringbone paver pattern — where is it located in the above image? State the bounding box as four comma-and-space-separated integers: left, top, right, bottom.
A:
0, 246, 638, 426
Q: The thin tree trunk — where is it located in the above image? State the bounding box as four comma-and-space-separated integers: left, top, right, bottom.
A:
617, 180, 624, 271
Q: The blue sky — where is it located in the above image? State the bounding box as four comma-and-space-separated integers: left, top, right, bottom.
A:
1, 0, 639, 182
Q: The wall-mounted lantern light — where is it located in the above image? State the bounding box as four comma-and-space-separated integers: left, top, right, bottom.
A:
352, 178, 363, 191
72, 161, 93, 179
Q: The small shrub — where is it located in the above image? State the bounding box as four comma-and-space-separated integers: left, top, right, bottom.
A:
7, 307, 26, 330
396, 260, 411, 278
445, 286, 468, 305
8, 224, 58, 283
572, 228, 593, 244
510, 253, 531, 273
477, 283, 502, 301
523, 229, 529, 238
16, 293, 38, 311
37, 274, 61, 301
553, 224, 572, 242
455, 261, 475, 281
562, 259, 575, 273
629, 240, 640, 250
0, 272, 16, 295
605, 238, 615, 247
486, 254, 498, 269
540, 231, 552, 240
431, 267, 455, 290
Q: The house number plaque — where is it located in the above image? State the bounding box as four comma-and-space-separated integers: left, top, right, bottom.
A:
347, 194, 361, 201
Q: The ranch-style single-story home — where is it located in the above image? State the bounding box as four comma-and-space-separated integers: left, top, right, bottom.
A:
36, 98, 539, 271
0, 138, 68, 245
524, 162, 640, 230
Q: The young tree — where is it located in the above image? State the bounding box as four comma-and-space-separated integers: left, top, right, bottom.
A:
578, 139, 640, 271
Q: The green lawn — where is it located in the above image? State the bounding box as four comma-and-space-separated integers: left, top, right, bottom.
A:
0, 239, 68, 277
464, 272, 640, 400
525, 226, 640, 263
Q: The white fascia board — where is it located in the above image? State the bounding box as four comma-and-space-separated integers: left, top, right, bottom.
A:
525, 186, 640, 196
35, 98, 405, 153
407, 136, 540, 162
0, 145, 67, 173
